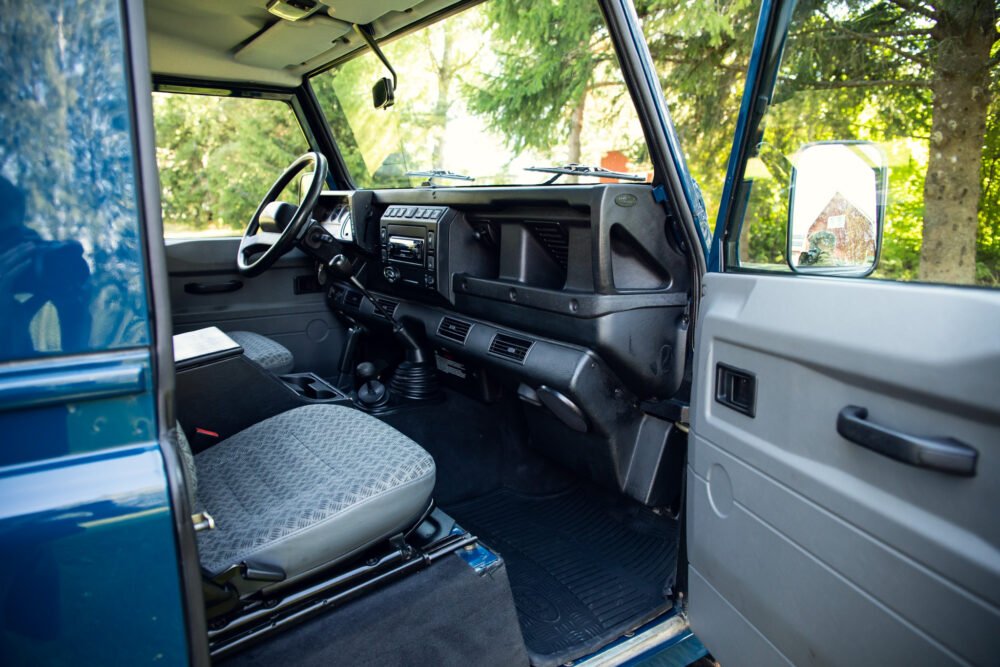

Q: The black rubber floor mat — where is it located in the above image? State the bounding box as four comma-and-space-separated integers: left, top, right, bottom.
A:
445, 487, 679, 667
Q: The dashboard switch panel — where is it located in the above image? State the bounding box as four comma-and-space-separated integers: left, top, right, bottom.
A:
379, 206, 450, 294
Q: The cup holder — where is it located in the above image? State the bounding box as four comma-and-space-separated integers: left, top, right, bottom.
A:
279, 373, 345, 402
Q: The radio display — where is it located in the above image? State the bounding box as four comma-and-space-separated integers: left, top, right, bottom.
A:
388, 236, 425, 265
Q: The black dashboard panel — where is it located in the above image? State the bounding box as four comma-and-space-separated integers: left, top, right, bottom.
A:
320, 183, 692, 506
354, 184, 689, 399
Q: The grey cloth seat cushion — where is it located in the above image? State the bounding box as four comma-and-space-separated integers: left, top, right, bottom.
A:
193, 405, 436, 585
227, 330, 294, 374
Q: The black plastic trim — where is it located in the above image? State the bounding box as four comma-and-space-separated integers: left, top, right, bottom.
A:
837, 406, 978, 477
714, 363, 756, 418
599, 0, 703, 336
456, 275, 686, 317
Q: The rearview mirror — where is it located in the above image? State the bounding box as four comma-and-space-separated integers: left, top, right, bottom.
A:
372, 77, 395, 110
787, 141, 887, 276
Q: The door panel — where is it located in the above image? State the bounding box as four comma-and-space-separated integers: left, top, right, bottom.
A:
166, 237, 345, 376
688, 272, 1000, 666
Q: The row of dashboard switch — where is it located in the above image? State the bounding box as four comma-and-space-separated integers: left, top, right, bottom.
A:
384, 206, 442, 220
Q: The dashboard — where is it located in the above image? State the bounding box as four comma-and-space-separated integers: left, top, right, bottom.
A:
314, 184, 693, 506
315, 195, 354, 243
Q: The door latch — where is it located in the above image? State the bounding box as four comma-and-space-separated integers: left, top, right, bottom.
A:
715, 363, 756, 418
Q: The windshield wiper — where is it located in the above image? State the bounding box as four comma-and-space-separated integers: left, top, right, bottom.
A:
525, 163, 646, 184
405, 169, 475, 187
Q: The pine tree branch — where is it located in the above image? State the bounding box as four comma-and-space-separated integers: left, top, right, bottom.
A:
586, 80, 627, 91
653, 53, 748, 75
783, 76, 931, 90
794, 26, 934, 39
885, 0, 937, 21
818, 8, 930, 67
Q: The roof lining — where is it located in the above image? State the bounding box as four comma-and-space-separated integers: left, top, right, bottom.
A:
145, 0, 475, 87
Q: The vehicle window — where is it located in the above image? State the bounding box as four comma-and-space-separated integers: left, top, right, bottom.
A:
640, 0, 759, 235
0, 0, 151, 364
153, 93, 308, 238
726, 0, 999, 287
310, 2, 652, 188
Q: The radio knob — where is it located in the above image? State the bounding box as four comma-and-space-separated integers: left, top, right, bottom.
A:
384, 266, 400, 283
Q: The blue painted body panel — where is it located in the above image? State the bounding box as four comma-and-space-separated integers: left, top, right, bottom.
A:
0, 444, 187, 664
452, 526, 502, 573
0, 0, 189, 664
708, 0, 792, 272
0, 350, 148, 414
628, 630, 708, 666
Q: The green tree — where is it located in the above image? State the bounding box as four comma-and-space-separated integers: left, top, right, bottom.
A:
777, 0, 998, 284
466, 0, 1000, 286
467, 0, 609, 168
153, 94, 306, 235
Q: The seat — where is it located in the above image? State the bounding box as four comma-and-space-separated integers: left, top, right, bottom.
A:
227, 330, 294, 374
177, 404, 435, 590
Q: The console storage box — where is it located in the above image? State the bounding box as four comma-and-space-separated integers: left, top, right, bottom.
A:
173, 328, 346, 449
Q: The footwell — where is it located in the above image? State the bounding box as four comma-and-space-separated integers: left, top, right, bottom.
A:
446, 486, 679, 667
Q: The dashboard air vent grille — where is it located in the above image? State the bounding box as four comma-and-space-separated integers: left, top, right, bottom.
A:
528, 222, 569, 270
488, 332, 534, 363
438, 316, 472, 344
375, 298, 398, 318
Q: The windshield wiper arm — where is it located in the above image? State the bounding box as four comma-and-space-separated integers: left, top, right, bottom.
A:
525, 163, 646, 184
405, 169, 475, 187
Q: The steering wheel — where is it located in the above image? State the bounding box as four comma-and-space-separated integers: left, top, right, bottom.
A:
237, 151, 328, 277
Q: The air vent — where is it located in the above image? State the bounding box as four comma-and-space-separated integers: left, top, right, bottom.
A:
488, 332, 534, 363
438, 316, 472, 344
344, 290, 363, 309
375, 298, 398, 318
528, 222, 570, 270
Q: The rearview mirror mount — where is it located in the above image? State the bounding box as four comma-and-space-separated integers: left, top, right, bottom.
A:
352, 24, 397, 110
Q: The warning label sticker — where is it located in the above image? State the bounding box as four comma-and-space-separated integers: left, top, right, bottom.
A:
435, 352, 467, 379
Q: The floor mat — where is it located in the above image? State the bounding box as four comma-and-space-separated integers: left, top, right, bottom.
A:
445, 486, 679, 667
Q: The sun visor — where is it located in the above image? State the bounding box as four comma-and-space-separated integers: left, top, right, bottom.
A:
235, 15, 352, 69
324, 0, 423, 26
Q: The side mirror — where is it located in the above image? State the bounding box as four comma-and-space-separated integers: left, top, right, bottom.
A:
787, 141, 888, 276
372, 77, 395, 110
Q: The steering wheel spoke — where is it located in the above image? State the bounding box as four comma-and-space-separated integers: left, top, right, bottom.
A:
241, 230, 281, 251
236, 151, 329, 277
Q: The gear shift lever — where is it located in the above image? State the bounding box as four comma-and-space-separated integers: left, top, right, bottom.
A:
329, 254, 440, 402
328, 254, 426, 364
355, 361, 387, 407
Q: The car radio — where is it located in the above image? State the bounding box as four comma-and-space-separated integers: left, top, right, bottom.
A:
379, 206, 448, 290
387, 236, 425, 265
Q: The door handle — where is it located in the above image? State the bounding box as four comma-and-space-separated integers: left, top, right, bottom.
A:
184, 280, 243, 295
837, 405, 977, 477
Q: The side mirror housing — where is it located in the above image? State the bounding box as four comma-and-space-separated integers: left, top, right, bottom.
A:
787, 141, 888, 277
372, 77, 395, 110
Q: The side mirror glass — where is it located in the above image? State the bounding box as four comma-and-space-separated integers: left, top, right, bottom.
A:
787, 141, 887, 276
372, 77, 395, 110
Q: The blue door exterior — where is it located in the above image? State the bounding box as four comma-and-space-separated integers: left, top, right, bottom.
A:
0, 0, 190, 663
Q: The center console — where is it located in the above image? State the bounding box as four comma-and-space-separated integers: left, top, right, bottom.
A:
172, 327, 348, 450
379, 205, 448, 291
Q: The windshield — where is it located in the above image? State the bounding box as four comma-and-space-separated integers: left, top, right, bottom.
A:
309, 2, 652, 188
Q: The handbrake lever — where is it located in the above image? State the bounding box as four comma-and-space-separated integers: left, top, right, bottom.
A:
328, 254, 427, 364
